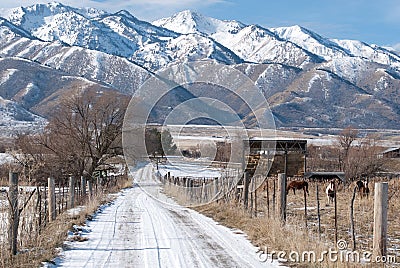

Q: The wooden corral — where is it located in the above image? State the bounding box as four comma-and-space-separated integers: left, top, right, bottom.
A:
245, 138, 307, 177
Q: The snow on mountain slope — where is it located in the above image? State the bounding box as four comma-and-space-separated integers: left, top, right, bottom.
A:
0, 95, 44, 122
331, 39, 400, 68
0, 56, 132, 119
153, 10, 245, 35
272, 25, 400, 69
2, 4, 242, 69
154, 11, 321, 67
0, 17, 32, 40
0, 95, 46, 136
319, 56, 373, 84
0, 32, 149, 95
134, 33, 243, 69
266, 68, 398, 129
270, 25, 350, 60
1, 3, 177, 59
216, 24, 322, 67
1, 2, 106, 31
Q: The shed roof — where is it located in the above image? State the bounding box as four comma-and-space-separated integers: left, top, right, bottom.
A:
382, 147, 400, 154
304, 171, 346, 183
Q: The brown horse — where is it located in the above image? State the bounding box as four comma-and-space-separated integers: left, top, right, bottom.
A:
286, 180, 309, 195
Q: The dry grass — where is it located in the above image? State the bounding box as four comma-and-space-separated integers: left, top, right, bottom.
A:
0, 175, 132, 268
165, 177, 400, 267
282, 178, 400, 256
196, 201, 343, 267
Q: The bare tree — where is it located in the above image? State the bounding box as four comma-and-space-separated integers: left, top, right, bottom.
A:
344, 134, 384, 180
331, 128, 384, 180
307, 144, 341, 172
35, 89, 129, 179
337, 127, 358, 173
10, 134, 52, 184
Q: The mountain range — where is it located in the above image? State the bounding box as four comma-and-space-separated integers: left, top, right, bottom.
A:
0, 2, 399, 133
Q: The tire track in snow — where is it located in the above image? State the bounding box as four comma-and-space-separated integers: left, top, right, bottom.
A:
81, 199, 120, 267
52, 164, 282, 268
141, 196, 162, 268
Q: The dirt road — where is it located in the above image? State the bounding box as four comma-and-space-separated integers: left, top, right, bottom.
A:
52, 164, 279, 267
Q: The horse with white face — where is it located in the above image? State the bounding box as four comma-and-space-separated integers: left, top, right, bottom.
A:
325, 180, 335, 205
355, 179, 369, 198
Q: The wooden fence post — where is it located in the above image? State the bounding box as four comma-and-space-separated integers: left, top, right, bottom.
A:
303, 186, 307, 228
8, 172, 19, 255
266, 179, 270, 218
316, 184, 321, 239
81, 176, 86, 198
48, 177, 56, 222
87, 180, 93, 202
68, 176, 75, 209
213, 178, 219, 200
373, 182, 388, 257
350, 186, 357, 250
243, 172, 250, 210
334, 180, 338, 244
272, 178, 276, 215
201, 181, 207, 201
253, 178, 257, 217
278, 173, 287, 223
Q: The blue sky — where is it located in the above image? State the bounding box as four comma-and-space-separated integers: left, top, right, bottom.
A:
2, 0, 400, 50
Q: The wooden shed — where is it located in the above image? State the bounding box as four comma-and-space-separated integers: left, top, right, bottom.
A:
245, 138, 307, 177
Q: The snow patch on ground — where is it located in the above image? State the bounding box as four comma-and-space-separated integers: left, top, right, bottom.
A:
45, 164, 282, 267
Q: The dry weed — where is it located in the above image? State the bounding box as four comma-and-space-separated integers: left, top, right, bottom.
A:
1, 176, 132, 268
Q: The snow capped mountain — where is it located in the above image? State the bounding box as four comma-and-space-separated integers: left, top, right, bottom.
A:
271, 25, 349, 61
331, 39, 400, 68
2, 2, 106, 30
1, 2, 178, 60
154, 11, 321, 67
0, 17, 33, 40
272, 25, 400, 69
153, 10, 246, 36
214, 24, 322, 67
0, 2, 399, 131
134, 33, 243, 69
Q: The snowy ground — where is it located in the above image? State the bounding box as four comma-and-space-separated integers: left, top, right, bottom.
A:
0, 152, 13, 165
48, 164, 281, 268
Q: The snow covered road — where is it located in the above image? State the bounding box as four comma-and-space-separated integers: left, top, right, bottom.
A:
54, 164, 280, 268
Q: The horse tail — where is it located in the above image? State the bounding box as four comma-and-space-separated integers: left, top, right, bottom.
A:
305, 182, 309, 195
